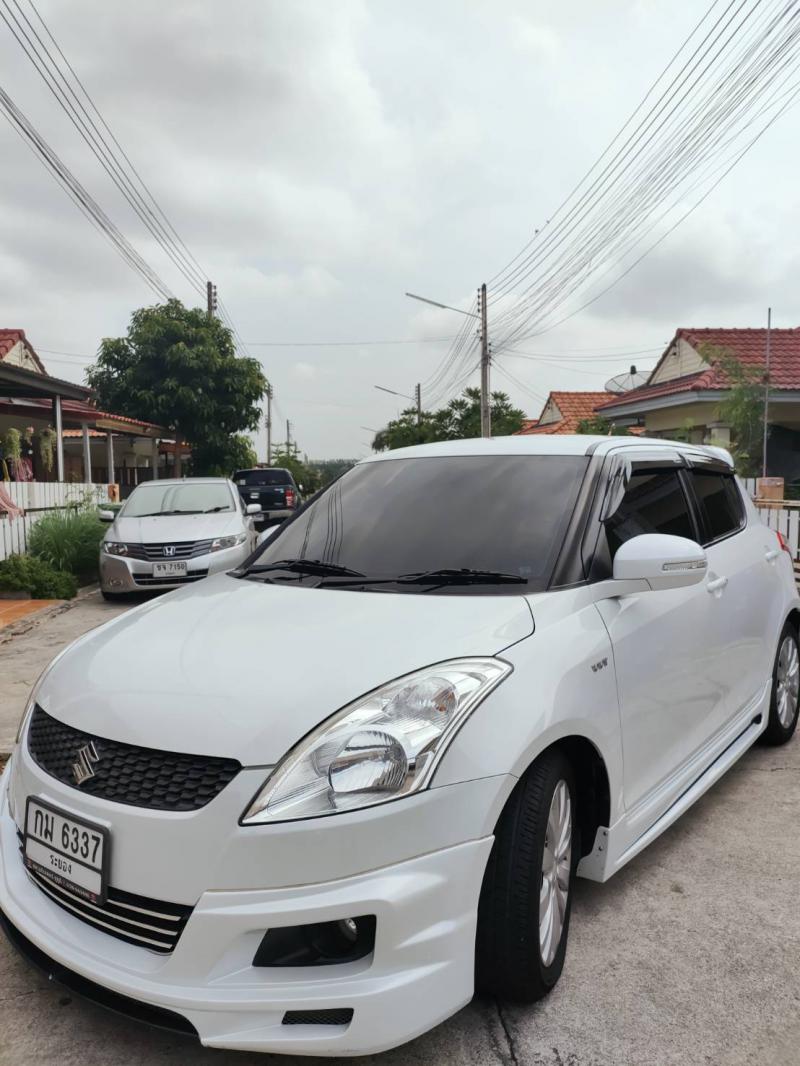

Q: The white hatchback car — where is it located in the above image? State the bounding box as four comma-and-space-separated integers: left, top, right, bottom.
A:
98, 477, 260, 598
1, 436, 797, 1056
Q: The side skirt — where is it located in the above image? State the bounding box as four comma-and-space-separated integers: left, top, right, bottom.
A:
577, 699, 767, 882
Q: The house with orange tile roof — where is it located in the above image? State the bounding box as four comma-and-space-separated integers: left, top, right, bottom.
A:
595, 327, 800, 475
0, 328, 182, 492
515, 391, 612, 435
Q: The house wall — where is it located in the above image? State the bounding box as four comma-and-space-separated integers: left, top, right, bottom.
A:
2, 341, 42, 375
642, 401, 720, 435
538, 397, 563, 426
650, 338, 709, 384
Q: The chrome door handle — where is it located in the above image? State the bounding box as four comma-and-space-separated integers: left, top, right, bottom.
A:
765, 549, 779, 562
707, 576, 728, 593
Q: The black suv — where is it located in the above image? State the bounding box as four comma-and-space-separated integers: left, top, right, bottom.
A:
232, 468, 302, 523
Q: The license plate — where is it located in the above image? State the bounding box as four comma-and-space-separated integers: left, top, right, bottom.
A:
24, 797, 109, 904
153, 561, 188, 578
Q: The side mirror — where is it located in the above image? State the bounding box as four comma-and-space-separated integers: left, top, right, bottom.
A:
245, 503, 262, 515
98, 509, 115, 522
613, 533, 707, 591
257, 525, 280, 546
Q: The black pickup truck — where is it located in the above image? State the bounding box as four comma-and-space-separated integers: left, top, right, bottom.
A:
232, 468, 302, 523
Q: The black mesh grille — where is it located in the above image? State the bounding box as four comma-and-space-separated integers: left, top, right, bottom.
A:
27, 706, 241, 811
282, 1009, 354, 1026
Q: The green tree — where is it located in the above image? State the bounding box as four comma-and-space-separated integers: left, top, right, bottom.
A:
700, 344, 765, 476
309, 458, 357, 488
575, 415, 631, 436
209, 433, 258, 477
373, 387, 525, 451
87, 299, 267, 476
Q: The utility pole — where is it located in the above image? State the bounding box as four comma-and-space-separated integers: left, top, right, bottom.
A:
206, 280, 217, 320
762, 306, 772, 478
478, 282, 490, 437
286, 419, 292, 454
265, 384, 273, 465
415, 383, 422, 427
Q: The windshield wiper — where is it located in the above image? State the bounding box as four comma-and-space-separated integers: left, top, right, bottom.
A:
204, 506, 231, 513
396, 567, 528, 585
243, 558, 366, 578
315, 567, 529, 588
136, 509, 202, 517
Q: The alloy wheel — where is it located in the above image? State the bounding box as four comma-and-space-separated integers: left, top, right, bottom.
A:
776, 635, 800, 729
539, 779, 572, 967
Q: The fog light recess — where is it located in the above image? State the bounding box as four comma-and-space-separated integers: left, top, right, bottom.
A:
253, 915, 376, 967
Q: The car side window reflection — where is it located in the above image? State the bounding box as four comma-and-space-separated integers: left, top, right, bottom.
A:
606, 470, 696, 559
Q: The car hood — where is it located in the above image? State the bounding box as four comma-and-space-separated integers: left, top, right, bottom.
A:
36, 574, 534, 765
107, 512, 242, 543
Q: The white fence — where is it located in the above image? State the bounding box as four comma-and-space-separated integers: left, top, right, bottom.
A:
0, 482, 107, 563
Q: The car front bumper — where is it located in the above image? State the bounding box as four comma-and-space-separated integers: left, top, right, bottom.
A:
0, 752, 507, 1055
99, 543, 248, 594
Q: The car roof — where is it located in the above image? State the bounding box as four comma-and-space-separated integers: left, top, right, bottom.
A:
360, 435, 734, 467
132, 477, 233, 486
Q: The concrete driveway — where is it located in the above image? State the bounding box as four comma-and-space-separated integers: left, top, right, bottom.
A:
0, 599, 798, 1065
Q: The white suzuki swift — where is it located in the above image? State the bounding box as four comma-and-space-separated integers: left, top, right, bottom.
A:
1, 436, 797, 1056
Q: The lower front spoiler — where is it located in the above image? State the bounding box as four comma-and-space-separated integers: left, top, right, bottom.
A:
0, 906, 197, 1038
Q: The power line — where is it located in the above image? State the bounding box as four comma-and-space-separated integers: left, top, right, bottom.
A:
244, 336, 458, 347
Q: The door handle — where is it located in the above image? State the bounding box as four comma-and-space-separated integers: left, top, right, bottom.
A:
707, 575, 728, 594
765, 549, 779, 562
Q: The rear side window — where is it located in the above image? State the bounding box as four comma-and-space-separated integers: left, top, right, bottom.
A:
234, 469, 294, 487
606, 470, 696, 558
690, 472, 744, 544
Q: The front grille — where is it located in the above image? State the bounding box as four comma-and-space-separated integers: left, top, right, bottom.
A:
282, 1009, 354, 1027
132, 569, 209, 586
126, 540, 214, 561
27, 706, 241, 811
18, 840, 192, 954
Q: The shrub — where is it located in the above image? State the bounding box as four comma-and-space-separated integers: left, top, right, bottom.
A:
0, 554, 77, 599
28, 507, 106, 580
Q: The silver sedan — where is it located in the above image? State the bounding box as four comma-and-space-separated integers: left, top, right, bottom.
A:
98, 477, 260, 599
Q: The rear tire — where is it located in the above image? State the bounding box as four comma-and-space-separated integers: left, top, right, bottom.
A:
476, 749, 577, 1002
761, 622, 800, 746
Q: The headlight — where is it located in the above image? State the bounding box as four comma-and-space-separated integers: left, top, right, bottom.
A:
210, 533, 247, 552
241, 657, 511, 824
103, 542, 129, 556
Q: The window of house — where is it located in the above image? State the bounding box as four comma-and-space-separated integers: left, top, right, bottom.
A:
690, 472, 744, 544
605, 470, 696, 558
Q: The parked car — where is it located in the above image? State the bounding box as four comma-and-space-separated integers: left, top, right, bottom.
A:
232, 467, 302, 524
97, 477, 260, 598
2, 436, 798, 1056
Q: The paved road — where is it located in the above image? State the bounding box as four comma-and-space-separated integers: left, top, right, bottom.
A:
0, 591, 131, 753
1, 601, 799, 1065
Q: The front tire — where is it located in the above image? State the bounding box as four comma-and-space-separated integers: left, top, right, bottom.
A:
761, 622, 800, 746
476, 749, 577, 1002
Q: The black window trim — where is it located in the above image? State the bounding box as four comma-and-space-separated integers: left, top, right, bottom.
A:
584, 456, 702, 583
682, 468, 747, 549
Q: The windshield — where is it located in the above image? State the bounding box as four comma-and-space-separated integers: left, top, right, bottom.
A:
234, 469, 293, 487
122, 481, 234, 517
249, 455, 587, 593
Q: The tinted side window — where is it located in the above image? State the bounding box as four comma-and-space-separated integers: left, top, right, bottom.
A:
691, 473, 744, 544
606, 470, 695, 558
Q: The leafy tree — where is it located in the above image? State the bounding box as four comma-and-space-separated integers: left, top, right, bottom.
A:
205, 433, 258, 478
373, 387, 525, 451
308, 458, 357, 489
700, 344, 765, 476
575, 415, 631, 436
87, 299, 267, 476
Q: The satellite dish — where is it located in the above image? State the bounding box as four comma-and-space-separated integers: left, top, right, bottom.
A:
604, 364, 648, 394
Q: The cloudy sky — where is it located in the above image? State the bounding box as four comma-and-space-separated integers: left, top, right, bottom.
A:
1, 0, 798, 458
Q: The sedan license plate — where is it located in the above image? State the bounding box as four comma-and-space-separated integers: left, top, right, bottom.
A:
153, 560, 187, 578
24, 797, 108, 904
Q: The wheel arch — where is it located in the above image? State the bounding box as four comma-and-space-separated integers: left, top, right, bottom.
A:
492, 734, 611, 860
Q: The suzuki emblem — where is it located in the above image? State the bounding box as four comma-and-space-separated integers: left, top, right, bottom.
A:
72, 742, 100, 785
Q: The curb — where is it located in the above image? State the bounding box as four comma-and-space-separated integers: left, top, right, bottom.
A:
0, 583, 100, 644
